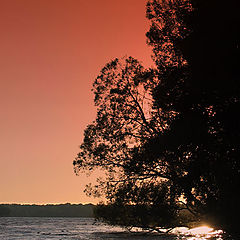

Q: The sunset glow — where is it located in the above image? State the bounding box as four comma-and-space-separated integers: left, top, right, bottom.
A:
0, 0, 152, 204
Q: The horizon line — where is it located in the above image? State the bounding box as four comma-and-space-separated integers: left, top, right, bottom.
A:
0, 202, 96, 205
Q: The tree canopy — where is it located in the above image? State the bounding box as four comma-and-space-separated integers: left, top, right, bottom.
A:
74, 0, 239, 235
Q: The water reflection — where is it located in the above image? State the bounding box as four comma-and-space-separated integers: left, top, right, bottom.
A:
172, 225, 224, 240
0, 217, 228, 240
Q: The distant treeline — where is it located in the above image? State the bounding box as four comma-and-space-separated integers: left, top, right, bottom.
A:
0, 203, 94, 217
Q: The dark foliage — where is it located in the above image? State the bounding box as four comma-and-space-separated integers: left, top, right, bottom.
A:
74, 0, 239, 234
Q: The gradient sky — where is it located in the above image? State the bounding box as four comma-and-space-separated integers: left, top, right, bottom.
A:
0, 0, 153, 204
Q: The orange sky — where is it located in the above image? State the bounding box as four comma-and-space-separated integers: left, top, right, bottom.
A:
0, 0, 153, 204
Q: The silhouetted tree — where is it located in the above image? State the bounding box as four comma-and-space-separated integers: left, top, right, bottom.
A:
145, 0, 240, 233
179, 0, 239, 233
74, 0, 239, 234
73, 56, 182, 230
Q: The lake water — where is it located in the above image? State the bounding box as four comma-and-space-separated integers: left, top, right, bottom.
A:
0, 217, 228, 240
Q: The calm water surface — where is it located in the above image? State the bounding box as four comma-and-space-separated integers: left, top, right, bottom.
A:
0, 217, 229, 240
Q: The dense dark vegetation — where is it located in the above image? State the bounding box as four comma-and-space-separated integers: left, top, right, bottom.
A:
0, 203, 94, 217
74, 0, 239, 235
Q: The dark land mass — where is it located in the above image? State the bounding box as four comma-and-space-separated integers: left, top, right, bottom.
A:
0, 203, 94, 217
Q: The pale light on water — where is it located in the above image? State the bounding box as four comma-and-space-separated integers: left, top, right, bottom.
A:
171, 225, 224, 240
174, 226, 224, 240
188, 226, 214, 235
